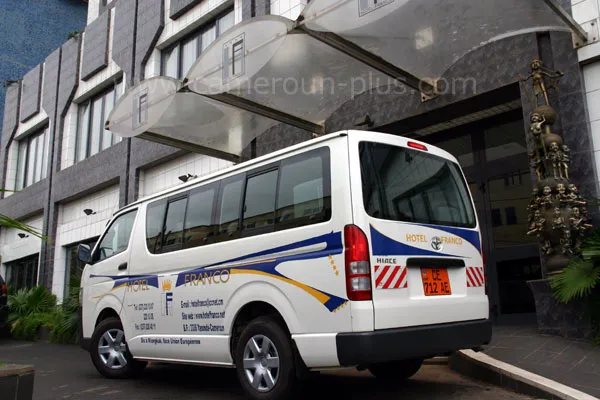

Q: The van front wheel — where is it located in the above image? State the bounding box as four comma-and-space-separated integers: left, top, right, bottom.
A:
368, 359, 423, 381
235, 317, 296, 400
90, 317, 146, 379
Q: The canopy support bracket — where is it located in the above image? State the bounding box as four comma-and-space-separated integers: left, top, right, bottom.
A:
542, 0, 588, 45
295, 24, 438, 99
198, 91, 326, 135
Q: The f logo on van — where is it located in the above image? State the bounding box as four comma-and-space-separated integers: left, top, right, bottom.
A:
431, 236, 443, 251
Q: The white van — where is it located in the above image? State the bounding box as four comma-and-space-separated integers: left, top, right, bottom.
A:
78, 130, 491, 400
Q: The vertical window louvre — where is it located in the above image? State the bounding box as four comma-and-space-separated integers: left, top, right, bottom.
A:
161, 8, 234, 79
74, 83, 122, 163
16, 141, 27, 190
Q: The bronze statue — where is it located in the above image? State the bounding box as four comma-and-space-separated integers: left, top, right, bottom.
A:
567, 184, 586, 206
541, 186, 553, 208
552, 207, 566, 231
529, 153, 544, 181
570, 207, 593, 236
561, 144, 570, 180
547, 142, 562, 180
520, 59, 564, 107
529, 112, 547, 155
556, 183, 569, 204
527, 210, 546, 237
560, 229, 574, 256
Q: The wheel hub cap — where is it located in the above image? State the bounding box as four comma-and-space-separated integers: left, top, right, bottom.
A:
243, 334, 280, 392
98, 328, 128, 369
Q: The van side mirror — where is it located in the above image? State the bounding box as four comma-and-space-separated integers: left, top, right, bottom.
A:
77, 244, 92, 264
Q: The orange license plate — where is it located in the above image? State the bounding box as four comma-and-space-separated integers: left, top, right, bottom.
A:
421, 268, 452, 296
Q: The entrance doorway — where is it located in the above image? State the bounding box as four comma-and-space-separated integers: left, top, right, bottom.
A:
421, 110, 542, 320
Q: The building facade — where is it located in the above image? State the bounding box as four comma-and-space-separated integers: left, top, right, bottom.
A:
0, 0, 599, 323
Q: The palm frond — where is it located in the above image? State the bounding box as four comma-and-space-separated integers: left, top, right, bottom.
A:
0, 214, 49, 242
551, 258, 600, 303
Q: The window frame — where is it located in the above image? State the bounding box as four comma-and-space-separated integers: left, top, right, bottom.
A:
240, 162, 279, 238
182, 182, 219, 249
74, 81, 123, 163
158, 193, 189, 254
160, 7, 234, 79
143, 147, 333, 253
91, 209, 138, 264
15, 126, 49, 190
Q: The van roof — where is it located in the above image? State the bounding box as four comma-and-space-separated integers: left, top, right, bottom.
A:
116, 130, 350, 215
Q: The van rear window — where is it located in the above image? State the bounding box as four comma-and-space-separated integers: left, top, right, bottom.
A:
360, 142, 476, 228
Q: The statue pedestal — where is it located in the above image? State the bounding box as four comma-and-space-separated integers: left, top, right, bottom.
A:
527, 279, 595, 339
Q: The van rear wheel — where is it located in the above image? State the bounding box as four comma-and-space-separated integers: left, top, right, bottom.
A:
90, 317, 146, 379
368, 359, 423, 381
235, 317, 296, 400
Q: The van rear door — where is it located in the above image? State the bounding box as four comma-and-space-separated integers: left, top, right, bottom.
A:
348, 131, 489, 331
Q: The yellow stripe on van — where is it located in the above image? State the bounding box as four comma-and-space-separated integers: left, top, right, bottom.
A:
229, 269, 331, 305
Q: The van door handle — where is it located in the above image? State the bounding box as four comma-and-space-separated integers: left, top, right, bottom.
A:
118, 262, 128, 271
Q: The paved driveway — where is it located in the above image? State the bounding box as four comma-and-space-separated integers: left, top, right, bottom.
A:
1, 339, 533, 400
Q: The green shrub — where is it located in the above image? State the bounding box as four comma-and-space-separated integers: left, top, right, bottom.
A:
8, 286, 57, 325
50, 283, 81, 344
10, 312, 57, 341
7, 286, 57, 341
551, 228, 600, 303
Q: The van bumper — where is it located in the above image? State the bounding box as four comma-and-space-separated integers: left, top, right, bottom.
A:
78, 307, 91, 351
336, 319, 492, 366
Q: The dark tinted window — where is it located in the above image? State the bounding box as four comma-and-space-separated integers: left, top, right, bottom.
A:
183, 187, 216, 248
217, 177, 244, 241
162, 198, 188, 251
146, 201, 166, 253
360, 142, 475, 228
276, 148, 331, 230
243, 170, 278, 230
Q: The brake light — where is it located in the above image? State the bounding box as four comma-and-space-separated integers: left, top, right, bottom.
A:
344, 225, 372, 301
1, 283, 6, 296
407, 141, 428, 151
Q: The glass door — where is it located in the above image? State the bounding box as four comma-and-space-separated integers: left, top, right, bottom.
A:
429, 114, 541, 320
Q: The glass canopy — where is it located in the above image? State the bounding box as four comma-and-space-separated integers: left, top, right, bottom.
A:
299, 0, 572, 80
107, 2, 581, 158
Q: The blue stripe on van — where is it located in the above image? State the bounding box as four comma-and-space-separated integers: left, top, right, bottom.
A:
370, 225, 466, 258
174, 231, 344, 287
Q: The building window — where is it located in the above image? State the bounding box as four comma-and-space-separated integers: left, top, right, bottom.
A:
16, 127, 50, 190
5, 254, 39, 291
75, 81, 123, 163
161, 8, 235, 79
64, 238, 98, 300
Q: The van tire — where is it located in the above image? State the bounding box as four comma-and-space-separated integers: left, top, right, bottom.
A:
90, 317, 146, 379
235, 317, 296, 400
368, 359, 423, 381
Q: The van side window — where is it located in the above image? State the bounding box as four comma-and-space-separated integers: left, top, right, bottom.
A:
217, 177, 244, 241
95, 210, 137, 262
243, 169, 278, 231
276, 148, 331, 230
162, 197, 188, 252
183, 187, 217, 249
146, 201, 166, 253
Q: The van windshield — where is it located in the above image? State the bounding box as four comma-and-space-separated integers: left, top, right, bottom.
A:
360, 141, 476, 228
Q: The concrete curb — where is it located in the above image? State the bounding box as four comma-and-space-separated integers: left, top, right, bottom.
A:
449, 350, 597, 400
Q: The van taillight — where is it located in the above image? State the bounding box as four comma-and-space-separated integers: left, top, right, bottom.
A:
1, 284, 6, 296
344, 225, 372, 301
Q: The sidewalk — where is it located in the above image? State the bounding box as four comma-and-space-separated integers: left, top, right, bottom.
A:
482, 324, 600, 398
